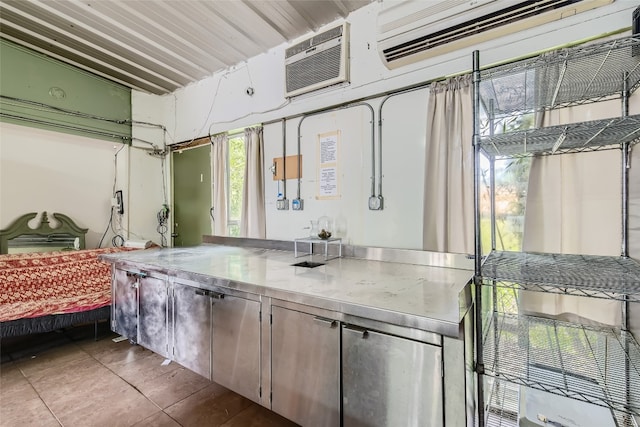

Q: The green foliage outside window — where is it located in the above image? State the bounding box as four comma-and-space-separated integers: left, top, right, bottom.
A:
228, 135, 245, 237
480, 113, 534, 253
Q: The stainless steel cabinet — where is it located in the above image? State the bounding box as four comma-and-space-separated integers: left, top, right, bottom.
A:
211, 293, 261, 403
172, 281, 212, 379
112, 268, 138, 341
138, 274, 169, 357
271, 305, 341, 427
342, 324, 444, 427
112, 268, 169, 356
113, 268, 168, 352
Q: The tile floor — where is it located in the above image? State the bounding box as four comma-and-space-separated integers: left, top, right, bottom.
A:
0, 323, 299, 427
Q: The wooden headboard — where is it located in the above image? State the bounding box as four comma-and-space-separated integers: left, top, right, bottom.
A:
0, 212, 88, 254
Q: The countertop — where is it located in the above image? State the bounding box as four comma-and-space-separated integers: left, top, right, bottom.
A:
101, 244, 474, 338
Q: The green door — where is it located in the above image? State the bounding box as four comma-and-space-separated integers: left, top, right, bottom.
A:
172, 145, 211, 247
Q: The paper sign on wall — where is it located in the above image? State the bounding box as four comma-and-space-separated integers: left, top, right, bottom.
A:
317, 131, 340, 199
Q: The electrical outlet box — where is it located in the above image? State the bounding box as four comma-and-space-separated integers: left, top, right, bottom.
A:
292, 198, 304, 211
368, 195, 384, 210
276, 199, 289, 210
115, 190, 124, 214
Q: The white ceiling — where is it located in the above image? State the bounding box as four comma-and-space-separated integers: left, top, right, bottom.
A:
0, 0, 373, 95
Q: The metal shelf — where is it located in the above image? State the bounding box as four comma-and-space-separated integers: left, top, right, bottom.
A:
475, 34, 640, 427
484, 378, 518, 427
482, 312, 640, 416
481, 251, 640, 302
479, 115, 640, 158
293, 236, 342, 260
479, 35, 640, 117
483, 377, 639, 427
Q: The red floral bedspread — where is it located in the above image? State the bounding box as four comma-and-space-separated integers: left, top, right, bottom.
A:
0, 247, 135, 322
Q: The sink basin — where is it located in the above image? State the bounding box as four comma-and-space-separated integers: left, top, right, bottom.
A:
291, 261, 325, 268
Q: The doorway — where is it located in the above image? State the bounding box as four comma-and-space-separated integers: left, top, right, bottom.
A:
172, 145, 211, 247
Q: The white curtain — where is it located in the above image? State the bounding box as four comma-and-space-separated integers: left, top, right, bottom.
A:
521, 103, 623, 326
423, 74, 474, 254
211, 133, 228, 236
240, 126, 266, 238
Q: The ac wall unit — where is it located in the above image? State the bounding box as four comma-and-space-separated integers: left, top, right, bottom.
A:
377, 0, 614, 69
285, 23, 349, 97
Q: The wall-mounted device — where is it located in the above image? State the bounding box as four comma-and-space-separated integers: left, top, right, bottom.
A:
276, 199, 289, 210
292, 198, 304, 211
115, 190, 124, 215
368, 195, 384, 211
377, 0, 613, 69
158, 204, 169, 223
285, 23, 349, 97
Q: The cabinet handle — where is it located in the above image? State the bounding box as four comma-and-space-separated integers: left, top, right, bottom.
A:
344, 324, 368, 338
313, 316, 337, 328
125, 271, 148, 279
194, 289, 224, 299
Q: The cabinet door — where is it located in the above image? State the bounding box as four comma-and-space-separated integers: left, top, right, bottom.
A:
271, 306, 340, 427
211, 293, 261, 403
172, 282, 212, 379
112, 269, 138, 341
342, 325, 444, 427
138, 275, 169, 358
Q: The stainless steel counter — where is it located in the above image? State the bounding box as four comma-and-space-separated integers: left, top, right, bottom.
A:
101, 243, 474, 338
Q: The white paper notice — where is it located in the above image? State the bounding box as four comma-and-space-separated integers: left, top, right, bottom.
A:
320, 134, 338, 163
319, 166, 338, 197
317, 131, 340, 199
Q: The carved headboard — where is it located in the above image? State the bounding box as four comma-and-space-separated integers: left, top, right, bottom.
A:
0, 212, 88, 254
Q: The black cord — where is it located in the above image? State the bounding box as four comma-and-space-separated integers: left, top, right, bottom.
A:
157, 205, 169, 247
98, 207, 113, 248
111, 234, 125, 247
110, 210, 125, 247
98, 205, 125, 248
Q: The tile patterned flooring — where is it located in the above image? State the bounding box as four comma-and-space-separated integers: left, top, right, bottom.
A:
0, 324, 299, 427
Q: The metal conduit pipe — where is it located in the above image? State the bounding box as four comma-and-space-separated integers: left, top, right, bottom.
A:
1, 94, 132, 125
378, 85, 429, 209
282, 118, 287, 201
0, 112, 131, 142
295, 102, 375, 209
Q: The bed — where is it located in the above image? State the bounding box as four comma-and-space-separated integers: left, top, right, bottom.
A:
0, 212, 134, 337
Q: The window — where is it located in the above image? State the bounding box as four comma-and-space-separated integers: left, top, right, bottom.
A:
479, 113, 534, 253
227, 134, 245, 237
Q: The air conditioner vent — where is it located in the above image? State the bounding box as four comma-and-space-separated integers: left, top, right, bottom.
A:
286, 25, 345, 59
385, 0, 583, 62
286, 44, 343, 93
377, 0, 613, 69
285, 23, 349, 97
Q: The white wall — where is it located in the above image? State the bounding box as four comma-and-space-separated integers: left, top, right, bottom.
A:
131, 0, 638, 249
0, 122, 126, 248
0, 100, 169, 248
264, 88, 428, 248
128, 91, 174, 245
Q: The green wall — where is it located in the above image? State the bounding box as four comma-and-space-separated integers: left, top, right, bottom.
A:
0, 39, 131, 142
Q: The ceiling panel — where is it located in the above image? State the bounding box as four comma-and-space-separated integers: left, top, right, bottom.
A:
0, 0, 373, 95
